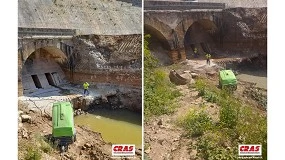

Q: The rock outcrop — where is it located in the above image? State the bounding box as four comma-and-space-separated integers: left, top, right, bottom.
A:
18, 0, 142, 35
220, 7, 267, 56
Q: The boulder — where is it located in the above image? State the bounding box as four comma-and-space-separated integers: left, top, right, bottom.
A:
18, 123, 23, 128
191, 73, 199, 78
29, 108, 37, 113
84, 143, 92, 148
22, 128, 29, 139
144, 147, 151, 154
135, 149, 142, 156
169, 70, 190, 85
21, 115, 31, 123
101, 96, 108, 103
18, 116, 22, 123
18, 110, 24, 116
157, 119, 163, 125
180, 73, 192, 81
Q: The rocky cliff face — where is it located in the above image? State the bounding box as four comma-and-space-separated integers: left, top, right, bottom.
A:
63, 34, 142, 86
18, 0, 142, 35
219, 7, 267, 56
72, 35, 142, 71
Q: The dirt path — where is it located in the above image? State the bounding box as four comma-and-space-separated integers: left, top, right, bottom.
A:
144, 84, 204, 160
144, 79, 224, 160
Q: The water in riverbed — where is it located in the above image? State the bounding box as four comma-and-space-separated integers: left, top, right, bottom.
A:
237, 70, 267, 89
74, 108, 142, 147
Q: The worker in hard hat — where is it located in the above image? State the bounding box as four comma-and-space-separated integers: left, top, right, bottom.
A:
83, 82, 90, 96
205, 53, 211, 65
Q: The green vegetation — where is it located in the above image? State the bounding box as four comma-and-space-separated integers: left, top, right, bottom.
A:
20, 133, 54, 160
181, 78, 267, 159
35, 134, 53, 154
24, 145, 42, 160
197, 133, 237, 160
179, 110, 213, 137
144, 35, 181, 119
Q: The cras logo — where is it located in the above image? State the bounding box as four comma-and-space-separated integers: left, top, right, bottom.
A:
239, 145, 262, 157
112, 144, 135, 157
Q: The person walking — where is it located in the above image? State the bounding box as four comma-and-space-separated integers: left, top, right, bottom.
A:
205, 53, 211, 65
83, 82, 90, 96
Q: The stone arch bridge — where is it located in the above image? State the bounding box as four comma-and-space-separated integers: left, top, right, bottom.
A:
18, 27, 76, 95
144, 1, 226, 63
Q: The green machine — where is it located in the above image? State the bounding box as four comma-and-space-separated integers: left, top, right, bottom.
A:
51, 101, 76, 152
218, 70, 237, 90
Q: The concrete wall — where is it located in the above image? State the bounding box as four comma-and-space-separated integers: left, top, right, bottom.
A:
18, 0, 142, 35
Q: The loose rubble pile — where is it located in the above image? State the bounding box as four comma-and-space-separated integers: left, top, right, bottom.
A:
18, 109, 33, 139
72, 88, 142, 113
74, 109, 87, 116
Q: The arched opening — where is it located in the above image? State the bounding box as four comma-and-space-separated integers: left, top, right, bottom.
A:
21, 47, 67, 95
184, 19, 218, 59
144, 24, 172, 65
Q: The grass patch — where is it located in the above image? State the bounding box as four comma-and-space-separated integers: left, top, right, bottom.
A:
179, 110, 213, 137
144, 68, 181, 118
24, 145, 42, 160
20, 133, 54, 160
35, 134, 53, 154
144, 35, 181, 120
182, 78, 267, 159
197, 132, 238, 160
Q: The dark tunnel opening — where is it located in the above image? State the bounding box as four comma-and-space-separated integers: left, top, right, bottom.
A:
184, 20, 218, 59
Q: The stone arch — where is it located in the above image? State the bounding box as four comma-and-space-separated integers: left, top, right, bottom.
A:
18, 40, 69, 96
176, 18, 218, 58
18, 39, 67, 64
144, 15, 174, 49
144, 24, 171, 50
